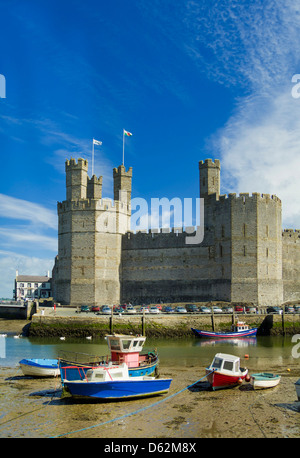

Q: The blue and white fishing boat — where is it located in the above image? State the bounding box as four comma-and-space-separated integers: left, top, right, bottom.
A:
61, 362, 172, 401
250, 372, 281, 389
59, 334, 159, 381
191, 321, 258, 339
19, 358, 60, 377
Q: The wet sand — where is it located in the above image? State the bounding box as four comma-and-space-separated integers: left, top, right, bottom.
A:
0, 361, 299, 439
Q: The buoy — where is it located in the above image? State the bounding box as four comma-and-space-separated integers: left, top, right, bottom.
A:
287, 368, 291, 372
245, 374, 251, 382
244, 354, 249, 359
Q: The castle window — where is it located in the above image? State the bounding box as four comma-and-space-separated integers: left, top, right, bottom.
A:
266, 247, 269, 257
221, 225, 225, 238
220, 244, 223, 257
212, 177, 215, 186
243, 224, 246, 237
266, 225, 269, 237
243, 245, 246, 256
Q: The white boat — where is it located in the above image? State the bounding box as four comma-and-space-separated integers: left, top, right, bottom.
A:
250, 372, 281, 389
295, 379, 300, 401
19, 358, 60, 377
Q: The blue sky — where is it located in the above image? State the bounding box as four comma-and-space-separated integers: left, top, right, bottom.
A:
1, 0, 300, 298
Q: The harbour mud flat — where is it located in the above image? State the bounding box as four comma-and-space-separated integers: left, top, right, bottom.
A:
0, 360, 299, 439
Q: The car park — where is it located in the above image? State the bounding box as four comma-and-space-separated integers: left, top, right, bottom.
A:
185, 304, 198, 313
176, 306, 187, 313
199, 306, 211, 313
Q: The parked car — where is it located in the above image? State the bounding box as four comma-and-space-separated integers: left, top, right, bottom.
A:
91, 306, 100, 312
185, 304, 198, 313
234, 305, 244, 313
267, 306, 282, 314
222, 306, 233, 313
149, 306, 160, 314
139, 306, 149, 314
80, 305, 90, 312
101, 306, 111, 315
154, 304, 163, 310
199, 306, 211, 313
114, 307, 124, 314
212, 306, 223, 313
245, 306, 257, 314
176, 306, 187, 313
126, 306, 136, 314
164, 306, 175, 313
284, 305, 295, 314
294, 305, 300, 313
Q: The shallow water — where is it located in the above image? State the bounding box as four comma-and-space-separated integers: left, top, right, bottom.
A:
0, 334, 298, 372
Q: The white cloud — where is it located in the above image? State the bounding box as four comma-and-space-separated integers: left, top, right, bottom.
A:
0, 194, 57, 230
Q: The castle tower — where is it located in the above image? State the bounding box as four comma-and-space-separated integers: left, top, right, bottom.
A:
113, 165, 133, 203
53, 158, 132, 306
66, 158, 88, 200
199, 158, 220, 199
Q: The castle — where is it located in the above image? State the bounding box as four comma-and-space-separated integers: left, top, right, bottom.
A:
52, 158, 300, 307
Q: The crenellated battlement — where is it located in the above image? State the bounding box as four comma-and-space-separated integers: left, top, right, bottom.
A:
282, 229, 300, 241
215, 192, 281, 204
65, 157, 88, 171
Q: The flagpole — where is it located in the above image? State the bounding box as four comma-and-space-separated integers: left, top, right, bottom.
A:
92, 138, 94, 176
122, 129, 125, 166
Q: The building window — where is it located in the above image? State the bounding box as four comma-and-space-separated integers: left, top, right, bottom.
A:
243, 223, 246, 237
220, 244, 223, 257
266, 247, 269, 257
243, 245, 246, 256
266, 225, 269, 237
221, 225, 225, 238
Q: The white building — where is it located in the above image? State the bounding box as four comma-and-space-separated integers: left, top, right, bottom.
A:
14, 271, 52, 300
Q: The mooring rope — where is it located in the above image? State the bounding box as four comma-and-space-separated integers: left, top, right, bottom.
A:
49, 370, 213, 438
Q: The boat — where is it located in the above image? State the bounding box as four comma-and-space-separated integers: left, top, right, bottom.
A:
295, 379, 300, 401
61, 362, 172, 401
250, 372, 281, 389
58, 334, 159, 382
191, 321, 258, 339
206, 353, 249, 390
19, 358, 60, 377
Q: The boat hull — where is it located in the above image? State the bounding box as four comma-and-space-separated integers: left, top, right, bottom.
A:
19, 359, 60, 377
250, 373, 281, 389
63, 378, 172, 400
59, 357, 158, 382
206, 368, 248, 390
192, 327, 257, 338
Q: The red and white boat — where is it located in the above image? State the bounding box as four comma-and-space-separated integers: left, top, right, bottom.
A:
206, 353, 249, 390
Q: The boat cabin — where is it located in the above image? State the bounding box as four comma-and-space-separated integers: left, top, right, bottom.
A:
85, 363, 130, 382
105, 334, 146, 368
208, 353, 242, 376
233, 322, 249, 333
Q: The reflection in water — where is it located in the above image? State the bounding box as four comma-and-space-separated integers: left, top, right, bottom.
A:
0, 335, 297, 374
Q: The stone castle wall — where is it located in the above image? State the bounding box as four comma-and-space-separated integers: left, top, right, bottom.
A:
52, 157, 300, 307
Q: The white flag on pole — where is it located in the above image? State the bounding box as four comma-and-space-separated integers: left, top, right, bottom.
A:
93, 139, 102, 145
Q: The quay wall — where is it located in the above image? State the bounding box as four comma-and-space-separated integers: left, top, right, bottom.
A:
29, 313, 300, 338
